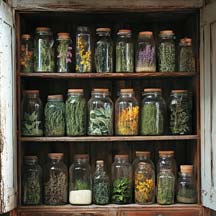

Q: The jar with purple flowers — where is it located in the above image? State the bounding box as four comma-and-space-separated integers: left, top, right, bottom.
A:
136, 32, 156, 72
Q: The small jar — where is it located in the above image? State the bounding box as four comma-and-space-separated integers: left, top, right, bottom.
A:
158, 30, 176, 72
95, 28, 113, 73
140, 88, 166, 135
34, 27, 55, 72
21, 90, 43, 136
115, 89, 139, 135
88, 88, 113, 135
111, 155, 132, 204
66, 89, 87, 136
20, 34, 33, 73
178, 38, 195, 72
177, 165, 197, 204
69, 154, 92, 205
22, 156, 42, 205
76, 26, 92, 72
44, 95, 65, 137
93, 160, 110, 205
44, 153, 68, 205
56, 32, 72, 73
136, 31, 156, 72
116, 29, 134, 72
169, 90, 192, 135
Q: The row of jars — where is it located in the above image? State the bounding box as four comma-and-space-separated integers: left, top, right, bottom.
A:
22, 151, 197, 206
21, 27, 195, 73
21, 88, 192, 137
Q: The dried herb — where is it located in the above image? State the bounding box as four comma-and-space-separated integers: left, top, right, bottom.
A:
177, 187, 196, 203
75, 179, 89, 190
93, 180, 110, 205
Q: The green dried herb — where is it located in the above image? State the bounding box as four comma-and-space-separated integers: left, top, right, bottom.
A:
75, 180, 89, 190
179, 46, 195, 72
93, 180, 110, 205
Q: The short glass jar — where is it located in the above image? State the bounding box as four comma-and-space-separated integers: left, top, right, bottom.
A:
135, 31, 156, 72
115, 89, 139, 135
88, 88, 113, 135
69, 154, 92, 205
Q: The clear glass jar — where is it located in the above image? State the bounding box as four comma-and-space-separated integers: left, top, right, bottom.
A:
135, 161, 155, 204
34, 27, 55, 72
140, 88, 166, 135
20, 34, 33, 73
44, 95, 65, 137
169, 90, 192, 135
44, 153, 68, 205
22, 156, 42, 205
116, 29, 134, 72
76, 26, 92, 72
95, 28, 113, 73
115, 89, 139, 135
88, 88, 113, 135
178, 38, 195, 72
66, 89, 87, 136
93, 160, 110, 205
69, 154, 92, 205
111, 155, 132, 204
177, 165, 197, 204
157, 169, 175, 205
158, 30, 176, 72
136, 31, 156, 72
21, 90, 43, 136
56, 32, 72, 73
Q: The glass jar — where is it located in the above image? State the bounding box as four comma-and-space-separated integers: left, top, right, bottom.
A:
93, 160, 110, 205
34, 27, 54, 72
157, 169, 175, 205
66, 89, 87, 136
158, 30, 176, 72
135, 161, 155, 204
44, 153, 68, 205
76, 26, 92, 72
95, 28, 113, 73
116, 29, 134, 72
88, 88, 113, 135
111, 155, 132, 204
140, 88, 166, 135
21, 90, 43, 136
69, 154, 92, 205
56, 32, 72, 73
169, 90, 192, 135
179, 38, 195, 72
115, 89, 139, 135
20, 34, 33, 73
44, 95, 65, 136
22, 156, 42, 205
177, 165, 197, 203
135, 31, 156, 72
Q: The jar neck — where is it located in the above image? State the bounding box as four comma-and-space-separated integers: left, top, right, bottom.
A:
120, 93, 134, 98
136, 155, 150, 161
115, 158, 129, 163
47, 99, 63, 102
118, 34, 131, 39
25, 160, 38, 165
143, 92, 161, 97
180, 172, 193, 177
159, 155, 174, 160
92, 92, 109, 98
95, 164, 105, 172
74, 158, 89, 164
97, 32, 111, 37
68, 93, 83, 97
26, 94, 39, 99
49, 158, 63, 164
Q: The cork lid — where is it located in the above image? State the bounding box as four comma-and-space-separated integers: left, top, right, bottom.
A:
21, 34, 31, 39
136, 151, 150, 157
180, 37, 192, 46
139, 31, 153, 37
143, 88, 162, 93
117, 29, 132, 35
24, 155, 38, 161
24, 90, 39, 94
96, 28, 111, 32
96, 160, 104, 165
92, 88, 109, 93
160, 30, 174, 36
171, 90, 188, 94
68, 89, 84, 94
180, 165, 193, 173
74, 154, 89, 160
159, 151, 174, 156
57, 32, 70, 39
48, 153, 64, 159
36, 27, 51, 32
47, 94, 63, 101
120, 88, 134, 93
115, 154, 129, 159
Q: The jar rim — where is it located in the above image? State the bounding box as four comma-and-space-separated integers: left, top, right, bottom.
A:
57, 32, 70, 39
21, 34, 31, 39
171, 90, 188, 94
24, 90, 39, 94
68, 89, 84, 94
47, 94, 63, 100
159, 150, 174, 156
136, 151, 150, 157
96, 28, 111, 32
48, 153, 64, 159
143, 88, 162, 93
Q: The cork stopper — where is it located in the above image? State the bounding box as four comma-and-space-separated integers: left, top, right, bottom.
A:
136, 151, 150, 157
160, 30, 174, 36
115, 154, 129, 159
57, 32, 70, 39
180, 38, 192, 46
48, 153, 64, 159
74, 154, 89, 160
96, 160, 104, 165
117, 29, 132, 35
92, 88, 109, 93
24, 90, 39, 94
120, 88, 134, 93
21, 34, 31, 40
143, 88, 162, 93
159, 151, 174, 156
96, 28, 111, 32
171, 90, 188, 94
47, 94, 63, 101
180, 165, 193, 173
68, 89, 84, 94
36, 27, 51, 32
139, 31, 153, 37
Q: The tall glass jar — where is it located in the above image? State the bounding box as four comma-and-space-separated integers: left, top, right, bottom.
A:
44, 95, 65, 137
93, 160, 110, 205
22, 156, 42, 205
88, 88, 113, 135
44, 153, 68, 205
66, 89, 87, 136
21, 90, 43, 136
111, 155, 132, 204
34, 27, 54, 72
76, 26, 92, 72
115, 89, 139, 135
140, 88, 166, 135
69, 154, 92, 205
135, 31, 156, 72
179, 38, 195, 72
116, 29, 134, 72
20, 34, 33, 73
177, 165, 197, 204
56, 32, 72, 73
158, 30, 176, 72
95, 28, 113, 73
169, 90, 192, 135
